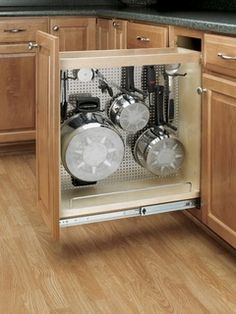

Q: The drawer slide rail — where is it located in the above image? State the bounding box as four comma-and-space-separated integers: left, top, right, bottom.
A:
60, 198, 200, 228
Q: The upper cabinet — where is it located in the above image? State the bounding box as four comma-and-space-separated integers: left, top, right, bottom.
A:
96, 18, 127, 50
127, 22, 168, 48
50, 17, 96, 51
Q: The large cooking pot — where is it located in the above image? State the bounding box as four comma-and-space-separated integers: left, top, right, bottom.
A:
107, 94, 149, 133
61, 112, 125, 182
134, 126, 185, 176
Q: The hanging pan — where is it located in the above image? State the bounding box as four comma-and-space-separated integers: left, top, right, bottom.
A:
134, 80, 185, 176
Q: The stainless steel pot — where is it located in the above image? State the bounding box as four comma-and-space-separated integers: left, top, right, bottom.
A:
61, 112, 125, 182
134, 126, 185, 176
108, 94, 149, 133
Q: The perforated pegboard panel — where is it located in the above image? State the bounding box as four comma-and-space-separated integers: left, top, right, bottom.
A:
61, 65, 180, 190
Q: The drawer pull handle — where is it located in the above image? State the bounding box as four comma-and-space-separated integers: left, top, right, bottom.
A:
136, 36, 150, 42
4, 28, 26, 33
28, 42, 39, 50
217, 52, 236, 61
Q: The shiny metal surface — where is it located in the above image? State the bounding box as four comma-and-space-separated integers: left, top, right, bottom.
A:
134, 127, 185, 176
108, 94, 149, 133
61, 112, 125, 182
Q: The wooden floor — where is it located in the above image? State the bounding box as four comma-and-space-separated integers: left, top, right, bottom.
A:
0, 154, 236, 314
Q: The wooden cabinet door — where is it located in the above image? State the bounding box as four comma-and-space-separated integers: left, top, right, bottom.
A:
36, 31, 60, 240
50, 17, 96, 51
110, 19, 127, 49
96, 18, 110, 50
0, 44, 36, 143
96, 18, 127, 50
202, 74, 236, 248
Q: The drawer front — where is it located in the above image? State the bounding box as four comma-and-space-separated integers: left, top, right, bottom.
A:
204, 34, 236, 77
0, 18, 48, 43
127, 23, 168, 49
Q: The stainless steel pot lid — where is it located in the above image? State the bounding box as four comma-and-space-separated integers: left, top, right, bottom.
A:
62, 115, 124, 182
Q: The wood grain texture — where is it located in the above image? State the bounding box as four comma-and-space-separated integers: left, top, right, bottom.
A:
202, 74, 236, 249
36, 31, 60, 239
0, 154, 235, 313
128, 22, 168, 49
50, 17, 96, 51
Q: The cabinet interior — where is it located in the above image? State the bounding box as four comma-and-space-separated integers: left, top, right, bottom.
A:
59, 48, 201, 220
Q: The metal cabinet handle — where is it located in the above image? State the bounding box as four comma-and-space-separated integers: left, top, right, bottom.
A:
136, 36, 150, 42
112, 21, 120, 28
217, 52, 236, 60
196, 87, 207, 95
52, 25, 59, 31
28, 42, 39, 50
4, 28, 26, 33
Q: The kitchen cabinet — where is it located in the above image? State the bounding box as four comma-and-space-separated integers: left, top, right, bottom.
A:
0, 17, 48, 147
96, 18, 127, 50
50, 17, 96, 51
35, 31, 201, 239
201, 34, 236, 248
127, 22, 168, 48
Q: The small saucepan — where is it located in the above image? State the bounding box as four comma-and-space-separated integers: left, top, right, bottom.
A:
107, 94, 150, 133
133, 126, 185, 176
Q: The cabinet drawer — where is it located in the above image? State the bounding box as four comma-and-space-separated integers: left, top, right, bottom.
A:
127, 22, 168, 49
0, 18, 48, 43
204, 34, 236, 78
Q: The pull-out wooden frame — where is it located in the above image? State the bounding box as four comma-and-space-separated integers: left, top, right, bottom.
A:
36, 31, 201, 239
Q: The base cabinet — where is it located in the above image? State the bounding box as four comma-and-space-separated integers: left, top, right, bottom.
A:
202, 74, 236, 248
0, 17, 48, 146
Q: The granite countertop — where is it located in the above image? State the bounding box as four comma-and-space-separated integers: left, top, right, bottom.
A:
0, 5, 236, 35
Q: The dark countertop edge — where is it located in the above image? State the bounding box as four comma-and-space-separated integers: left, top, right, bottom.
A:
0, 7, 236, 35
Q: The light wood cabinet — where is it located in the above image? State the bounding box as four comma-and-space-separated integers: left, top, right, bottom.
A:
50, 17, 96, 51
201, 33, 236, 248
127, 22, 168, 48
0, 18, 48, 147
96, 18, 127, 50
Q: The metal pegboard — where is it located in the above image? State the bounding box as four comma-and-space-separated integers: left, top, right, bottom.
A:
60, 65, 180, 190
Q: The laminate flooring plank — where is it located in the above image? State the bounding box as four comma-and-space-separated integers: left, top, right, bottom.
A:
0, 154, 236, 314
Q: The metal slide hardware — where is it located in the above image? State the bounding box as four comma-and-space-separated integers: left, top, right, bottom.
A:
60, 198, 200, 228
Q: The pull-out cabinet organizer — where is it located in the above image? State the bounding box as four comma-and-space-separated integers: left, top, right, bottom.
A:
36, 31, 201, 239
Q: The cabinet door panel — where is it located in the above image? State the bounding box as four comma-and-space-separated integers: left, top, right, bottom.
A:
96, 18, 110, 50
36, 31, 60, 240
0, 47, 35, 143
50, 17, 96, 51
202, 74, 236, 248
110, 19, 127, 49
97, 19, 127, 50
